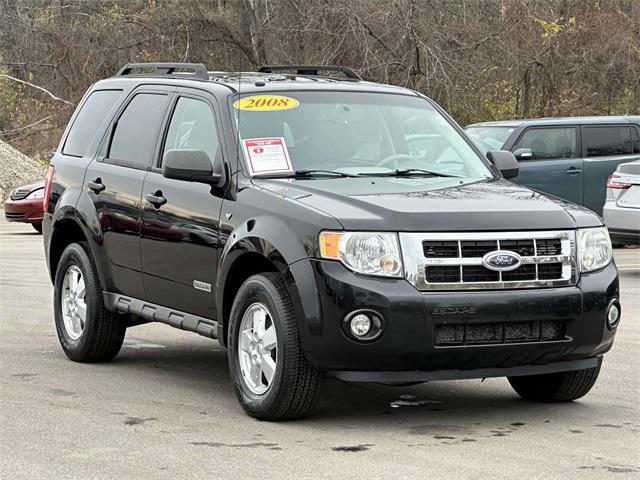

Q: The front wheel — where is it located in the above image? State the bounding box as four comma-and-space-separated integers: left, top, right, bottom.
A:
32, 222, 42, 233
228, 273, 321, 420
54, 242, 126, 362
508, 365, 601, 402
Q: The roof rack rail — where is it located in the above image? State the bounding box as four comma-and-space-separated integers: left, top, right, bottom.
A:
115, 63, 209, 80
258, 65, 362, 80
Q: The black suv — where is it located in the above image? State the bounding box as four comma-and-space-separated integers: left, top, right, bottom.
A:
43, 63, 621, 420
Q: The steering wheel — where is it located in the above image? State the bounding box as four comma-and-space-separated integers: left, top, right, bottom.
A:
375, 153, 415, 169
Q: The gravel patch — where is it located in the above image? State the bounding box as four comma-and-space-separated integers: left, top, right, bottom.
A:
0, 140, 46, 205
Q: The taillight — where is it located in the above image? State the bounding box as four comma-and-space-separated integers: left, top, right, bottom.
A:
607, 175, 630, 190
43, 165, 55, 212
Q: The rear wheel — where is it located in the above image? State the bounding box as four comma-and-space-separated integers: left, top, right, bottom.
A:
508, 365, 601, 402
228, 273, 321, 420
54, 242, 126, 362
32, 222, 42, 233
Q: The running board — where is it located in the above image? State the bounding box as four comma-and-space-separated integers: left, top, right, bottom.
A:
103, 292, 218, 339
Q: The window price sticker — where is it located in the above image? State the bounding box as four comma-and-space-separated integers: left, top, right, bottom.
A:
243, 137, 294, 175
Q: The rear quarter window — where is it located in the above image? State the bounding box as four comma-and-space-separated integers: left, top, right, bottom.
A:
62, 89, 123, 157
584, 126, 632, 157
632, 127, 640, 154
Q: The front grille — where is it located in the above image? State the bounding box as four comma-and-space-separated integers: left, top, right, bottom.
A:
462, 265, 499, 282
434, 320, 567, 346
4, 212, 24, 219
426, 265, 460, 283
400, 231, 576, 290
536, 238, 562, 255
423, 241, 459, 258
461, 240, 496, 257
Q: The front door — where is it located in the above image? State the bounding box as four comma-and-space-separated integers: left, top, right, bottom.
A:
510, 126, 584, 206
140, 92, 225, 319
84, 90, 170, 298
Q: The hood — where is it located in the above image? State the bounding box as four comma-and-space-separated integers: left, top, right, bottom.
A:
252, 176, 602, 231
14, 179, 45, 192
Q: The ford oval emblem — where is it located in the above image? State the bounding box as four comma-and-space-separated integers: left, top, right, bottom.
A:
482, 250, 522, 271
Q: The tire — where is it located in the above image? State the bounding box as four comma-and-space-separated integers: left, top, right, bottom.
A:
228, 273, 321, 420
53, 242, 126, 362
32, 222, 42, 234
508, 364, 601, 402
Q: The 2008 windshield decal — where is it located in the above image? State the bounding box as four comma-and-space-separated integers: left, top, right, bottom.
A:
233, 95, 299, 111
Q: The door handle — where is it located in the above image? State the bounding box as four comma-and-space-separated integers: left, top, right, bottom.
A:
565, 168, 582, 176
146, 191, 167, 208
88, 179, 105, 193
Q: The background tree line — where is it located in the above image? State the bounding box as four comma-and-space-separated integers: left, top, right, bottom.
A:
1, 0, 638, 158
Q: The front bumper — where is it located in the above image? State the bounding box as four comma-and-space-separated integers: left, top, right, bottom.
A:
288, 259, 619, 380
4, 198, 44, 224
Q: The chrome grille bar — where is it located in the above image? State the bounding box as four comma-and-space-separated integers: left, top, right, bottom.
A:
399, 230, 577, 291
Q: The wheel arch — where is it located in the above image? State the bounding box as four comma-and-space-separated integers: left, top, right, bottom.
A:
216, 217, 316, 347
49, 215, 107, 290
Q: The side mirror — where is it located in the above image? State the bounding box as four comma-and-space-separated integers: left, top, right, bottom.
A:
486, 150, 519, 179
162, 149, 221, 185
513, 148, 533, 161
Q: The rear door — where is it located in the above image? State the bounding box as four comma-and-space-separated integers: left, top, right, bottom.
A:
510, 126, 583, 206
140, 88, 226, 319
84, 87, 171, 299
581, 124, 640, 214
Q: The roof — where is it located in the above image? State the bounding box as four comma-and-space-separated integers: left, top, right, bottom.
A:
103, 63, 416, 96
207, 71, 411, 94
466, 116, 640, 128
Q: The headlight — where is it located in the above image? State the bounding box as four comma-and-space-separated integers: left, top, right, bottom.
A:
578, 227, 612, 273
319, 231, 403, 277
26, 188, 45, 199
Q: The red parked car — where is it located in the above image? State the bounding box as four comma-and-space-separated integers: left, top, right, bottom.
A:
4, 179, 45, 233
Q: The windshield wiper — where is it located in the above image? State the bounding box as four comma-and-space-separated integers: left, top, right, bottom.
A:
358, 168, 462, 178
253, 169, 357, 179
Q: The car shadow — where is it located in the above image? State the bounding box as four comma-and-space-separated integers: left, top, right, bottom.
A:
109, 333, 607, 432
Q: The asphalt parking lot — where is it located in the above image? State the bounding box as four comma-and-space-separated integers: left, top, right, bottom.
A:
1, 216, 638, 479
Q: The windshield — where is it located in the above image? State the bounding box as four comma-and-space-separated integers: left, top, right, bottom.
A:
233, 91, 492, 178
465, 126, 514, 155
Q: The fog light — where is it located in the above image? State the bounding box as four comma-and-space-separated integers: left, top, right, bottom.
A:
343, 310, 384, 341
350, 314, 371, 337
606, 300, 621, 329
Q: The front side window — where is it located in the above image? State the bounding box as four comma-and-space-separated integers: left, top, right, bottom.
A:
584, 126, 632, 157
63, 89, 122, 157
108, 93, 168, 168
234, 92, 492, 178
513, 127, 577, 160
162, 97, 219, 165
465, 126, 514, 155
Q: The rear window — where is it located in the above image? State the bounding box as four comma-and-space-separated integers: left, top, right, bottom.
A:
108, 93, 168, 169
584, 126, 632, 157
62, 90, 122, 157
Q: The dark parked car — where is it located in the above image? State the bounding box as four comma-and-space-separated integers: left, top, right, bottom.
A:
43, 63, 620, 420
4, 179, 45, 232
466, 116, 640, 214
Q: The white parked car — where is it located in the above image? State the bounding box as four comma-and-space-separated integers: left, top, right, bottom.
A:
603, 160, 640, 244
